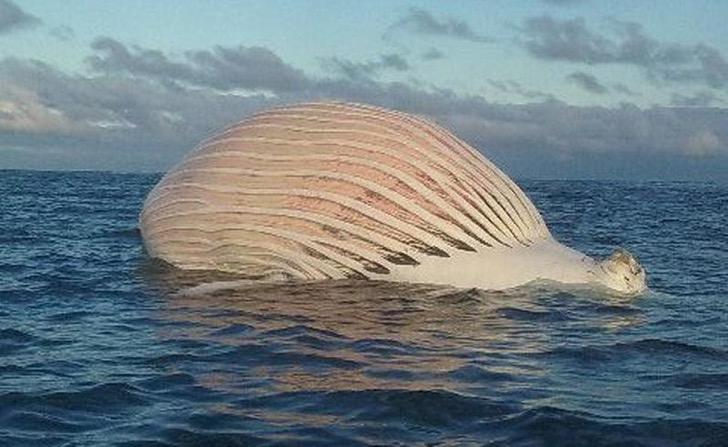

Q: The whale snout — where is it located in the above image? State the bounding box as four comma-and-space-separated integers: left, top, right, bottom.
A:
598, 248, 648, 295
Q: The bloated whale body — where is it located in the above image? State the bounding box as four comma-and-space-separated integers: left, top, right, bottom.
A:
140, 102, 646, 294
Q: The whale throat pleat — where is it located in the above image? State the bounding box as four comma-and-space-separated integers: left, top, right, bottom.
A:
140, 102, 550, 278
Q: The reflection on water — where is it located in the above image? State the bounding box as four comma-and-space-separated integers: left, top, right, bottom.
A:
142, 261, 648, 406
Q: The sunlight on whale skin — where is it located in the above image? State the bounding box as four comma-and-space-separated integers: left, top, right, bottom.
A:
139, 102, 647, 295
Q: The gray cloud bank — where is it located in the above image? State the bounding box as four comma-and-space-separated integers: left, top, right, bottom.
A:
325, 53, 410, 80
567, 71, 607, 94
88, 37, 312, 92
520, 15, 728, 89
0, 0, 40, 34
1, 38, 727, 180
387, 8, 492, 43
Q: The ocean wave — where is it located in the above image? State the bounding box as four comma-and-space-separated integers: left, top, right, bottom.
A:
3, 172, 728, 446
500, 406, 728, 446
538, 338, 728, 363
670, 372, 728, 390
0, 383, 149, 412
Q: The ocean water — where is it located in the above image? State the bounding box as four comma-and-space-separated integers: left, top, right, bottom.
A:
1, 169, 727, 446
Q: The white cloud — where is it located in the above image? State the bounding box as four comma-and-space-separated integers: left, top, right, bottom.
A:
0, 85, 78, 133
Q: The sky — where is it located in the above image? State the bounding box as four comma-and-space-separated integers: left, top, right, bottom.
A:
1, 0, 728, 181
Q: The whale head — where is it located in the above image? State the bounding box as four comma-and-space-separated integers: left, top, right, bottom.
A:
595, 248, 647, 295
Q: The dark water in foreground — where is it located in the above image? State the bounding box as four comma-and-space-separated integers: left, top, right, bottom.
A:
1, 170, 727, 446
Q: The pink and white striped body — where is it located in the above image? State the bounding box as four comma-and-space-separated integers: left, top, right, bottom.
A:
139, 102, 647, 293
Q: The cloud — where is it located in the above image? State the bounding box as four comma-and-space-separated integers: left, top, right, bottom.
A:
519, 16, 613, 63
0, 56, 275, 169
443, 99, 707, 158
1, 40, 727, 178
87, 37, 312, 92
0, 83, 78, 133
487, 79, 554, 100
422, 48, 445, 61
671, 91, 722, 107
567, 71, 607, 94
0, 0, 40, 34
519, 15, 728, 88
541, 0, 586, 5
612, 83, 640, 96
49, 25, 74, 41
325, 53, 409, 80
387, 8, 492, 43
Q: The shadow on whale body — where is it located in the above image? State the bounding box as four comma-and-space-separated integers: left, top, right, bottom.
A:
139, 101, 648, 296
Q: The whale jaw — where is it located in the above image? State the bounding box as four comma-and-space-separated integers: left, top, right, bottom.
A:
591, 248, 647, 295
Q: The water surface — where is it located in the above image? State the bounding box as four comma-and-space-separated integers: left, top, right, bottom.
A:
1, 170, 727, 446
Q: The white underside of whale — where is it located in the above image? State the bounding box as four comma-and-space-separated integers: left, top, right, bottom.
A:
370, 238, 595, 290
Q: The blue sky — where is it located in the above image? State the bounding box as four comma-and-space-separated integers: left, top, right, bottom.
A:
1, 0, 727, 180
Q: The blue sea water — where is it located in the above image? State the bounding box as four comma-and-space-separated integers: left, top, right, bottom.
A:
1, 169, 727, 446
